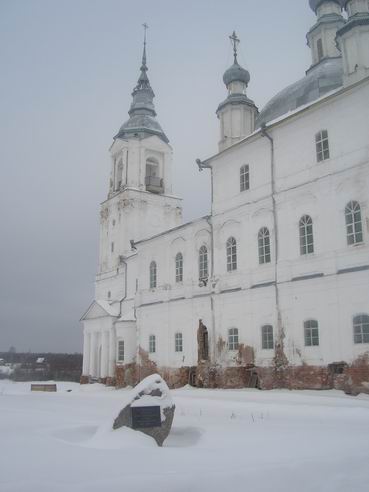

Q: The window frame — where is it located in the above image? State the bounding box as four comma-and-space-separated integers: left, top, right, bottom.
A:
117, 340, 124, 362
199, 245, 209, 282
149, 334, 156, 354
226, 236, 237, 272
258, 227, 271, 264
149, 261, 157, 289
175, 252, 183, 283
299, 215, 314, 255
175, 332, 183, 352
240, 164, 250, 192
315, 130, 330, 162
353, 314, 369, 344
304, 319, 320, 347
228, 327, 239, 351
345, 201, 363, 246
261, 325, 274, 350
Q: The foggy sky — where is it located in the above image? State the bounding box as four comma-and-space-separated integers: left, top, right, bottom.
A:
0, 0, 315, 352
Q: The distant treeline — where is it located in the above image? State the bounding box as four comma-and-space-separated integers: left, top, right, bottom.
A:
0, 352, 82, 382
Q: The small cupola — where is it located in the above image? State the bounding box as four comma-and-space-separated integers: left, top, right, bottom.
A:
216, 32, 258, 152
336, 0, 369, 86
307, 0, 345, 67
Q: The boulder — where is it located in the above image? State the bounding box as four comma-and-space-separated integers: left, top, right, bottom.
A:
113, 374, 175, 446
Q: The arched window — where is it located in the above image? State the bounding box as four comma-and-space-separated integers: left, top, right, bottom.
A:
353, 314, 369, 344
226, 237, 237, 272
199, 246, 208, 282
175, 252, 183, 283
240, 164, 250, 192
304, 320, 319, 346
299, 215, 314, 255
258, 227, 271, 264
149, 335, 156, 353
145, 157, 163, 193
315, 130, 329, 162
228, 328, 239, 351
261, 325, 274, 349
149, 261, 157, 289
175, 332, 183, 352
345, 201, 363, 245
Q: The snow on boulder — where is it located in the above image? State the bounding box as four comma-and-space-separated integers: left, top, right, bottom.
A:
113, 374, 175, 446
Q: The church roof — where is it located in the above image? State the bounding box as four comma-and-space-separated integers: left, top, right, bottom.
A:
256, 57, 343, 128
114, 35, 169, 144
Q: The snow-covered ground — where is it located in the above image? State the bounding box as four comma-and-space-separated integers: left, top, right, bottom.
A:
1, 380, 369, 492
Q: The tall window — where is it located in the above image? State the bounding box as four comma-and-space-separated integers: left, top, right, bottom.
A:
299, 215, 314, 255
315, 130, 330, 162
353, 314, 369, 344
317, 38, 323, 61
226, 237, 237, 272
261, 325, 274, 349
175, 252, 183, 283
304, 320, 319, 346
199, 245, 208, 281
149, 261, 157, 289
228, 328, 239, 351
240, 164, 250, 192
118, 340, 124, 361
345, 201, 363, 245
149, 335, 156, 353
258, 227, 271, 264
175, 332, 183, 352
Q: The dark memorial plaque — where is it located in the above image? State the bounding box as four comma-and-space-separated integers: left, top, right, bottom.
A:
131, 406, 161, 429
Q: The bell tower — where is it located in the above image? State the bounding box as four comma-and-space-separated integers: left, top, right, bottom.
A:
97, 25, 182, 278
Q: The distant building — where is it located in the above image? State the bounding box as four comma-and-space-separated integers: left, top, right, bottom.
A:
81, 0, 369, 391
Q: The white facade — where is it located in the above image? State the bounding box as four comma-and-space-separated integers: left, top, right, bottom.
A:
81, 0, 369, 388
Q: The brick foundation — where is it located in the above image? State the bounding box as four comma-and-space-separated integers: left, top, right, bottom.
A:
86, 352, 369, 394
80, 375, 89, 385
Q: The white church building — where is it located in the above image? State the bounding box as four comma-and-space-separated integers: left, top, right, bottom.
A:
81, 0, 369, 391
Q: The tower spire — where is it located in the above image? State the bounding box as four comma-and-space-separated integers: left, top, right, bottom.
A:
114, 24, 169, 143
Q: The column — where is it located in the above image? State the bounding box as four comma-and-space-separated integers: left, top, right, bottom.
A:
82, 332, 91, 375
108, 328, 116, 377
89, 332, 97, 377
100, 331, 109, 379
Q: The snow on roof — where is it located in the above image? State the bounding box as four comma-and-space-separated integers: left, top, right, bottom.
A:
96, 300, 120, 317
36, 358, 45, 364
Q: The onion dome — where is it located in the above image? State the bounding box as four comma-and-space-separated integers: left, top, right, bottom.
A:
309, 0, 345, 13
223, 61, 250, 87
223, 31, 250, 87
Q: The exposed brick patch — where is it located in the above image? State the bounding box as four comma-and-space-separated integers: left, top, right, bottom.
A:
236, 344, 254, 366
80, 375, 89, 385
115, 363, 138, 388
197, 320, 209, 363
138, 347, 158, 381
216, 336, 226, 355
105, 377, 116, 386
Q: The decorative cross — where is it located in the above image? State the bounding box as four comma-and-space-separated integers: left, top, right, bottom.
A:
229, 30, 240, 62
143, 22, 149, 44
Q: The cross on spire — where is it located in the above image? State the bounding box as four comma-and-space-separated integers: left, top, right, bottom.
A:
143, 22, 149, 46
229, 30, 240, 63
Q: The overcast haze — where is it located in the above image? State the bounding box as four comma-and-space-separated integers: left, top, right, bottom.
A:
0, 0, 315, 352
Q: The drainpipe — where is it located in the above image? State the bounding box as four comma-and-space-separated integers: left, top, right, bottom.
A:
196, 159, 216, 363
261, 124, 283, 348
